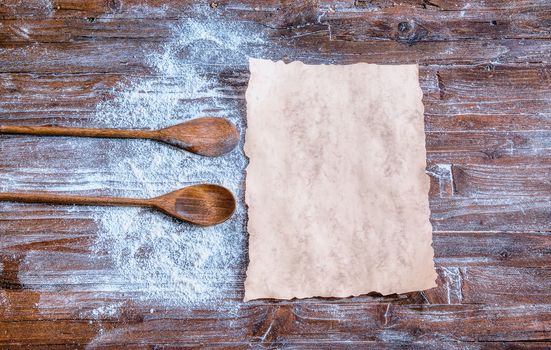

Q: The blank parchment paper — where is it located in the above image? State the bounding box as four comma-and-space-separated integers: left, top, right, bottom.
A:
244, 58, 437, 301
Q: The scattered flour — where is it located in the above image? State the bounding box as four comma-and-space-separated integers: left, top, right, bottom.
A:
3, 0, 53, 16
0, 4, 268, 319
86, 7, 266, 309
80, 302, 124, 319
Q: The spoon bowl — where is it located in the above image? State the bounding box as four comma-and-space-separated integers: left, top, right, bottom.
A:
157, 117, 239, 156
153, 184, 236, 225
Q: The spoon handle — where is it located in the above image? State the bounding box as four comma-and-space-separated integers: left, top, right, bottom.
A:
0, 125, 154, 140
0, 192, 151, 208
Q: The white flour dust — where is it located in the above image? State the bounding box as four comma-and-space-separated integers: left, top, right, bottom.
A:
0, 5, 267, 315
86, 10, 265, 307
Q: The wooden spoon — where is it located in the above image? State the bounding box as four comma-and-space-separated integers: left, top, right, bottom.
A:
0, 117, 239, 157
0, 184, 236, 226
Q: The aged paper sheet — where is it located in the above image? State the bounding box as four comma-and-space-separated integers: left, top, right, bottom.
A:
244, 58, 437, 301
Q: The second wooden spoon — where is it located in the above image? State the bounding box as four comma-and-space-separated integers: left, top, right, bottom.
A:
0, 117, 239, 157
0, 184, 236, 226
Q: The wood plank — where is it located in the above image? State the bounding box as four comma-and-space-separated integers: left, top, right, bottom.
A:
426, 131, 551, 166
451, 164, 551, 197
1, 0, 547, 17
460, 267, 551, 304
324, 7, 551, 42
423, 64, 551, 132
0, 41, 156, 74
1, 0, 550, 28
0, 72, 238, 124
430, 195, 551, 231
320, 0, 551, 12
0, 18, 175, 43
0, 0, 191, 18
0, 72, 121, 121
285, 36, 551, 65
433, 231, 551, 267
2, 5, 551, 43
2, 38, 551, 75
3, 63, 551, 132
1, 303, 549, 345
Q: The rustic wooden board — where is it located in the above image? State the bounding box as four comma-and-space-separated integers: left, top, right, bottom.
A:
1, 0, 550, 348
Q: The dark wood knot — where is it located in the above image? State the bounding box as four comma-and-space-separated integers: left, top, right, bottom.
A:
104, 0, 122, 13
398, 21, 411, 33
396, 20, 428, 46
354, 0, 370, 7
498, 250, 511, 260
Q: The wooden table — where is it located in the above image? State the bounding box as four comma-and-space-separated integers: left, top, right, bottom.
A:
1, 1, 550, 348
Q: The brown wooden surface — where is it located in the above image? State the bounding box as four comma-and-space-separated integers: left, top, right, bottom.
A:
1, 0, 551, 348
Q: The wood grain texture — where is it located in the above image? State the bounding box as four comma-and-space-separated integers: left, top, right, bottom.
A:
1, 0, 550, 348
